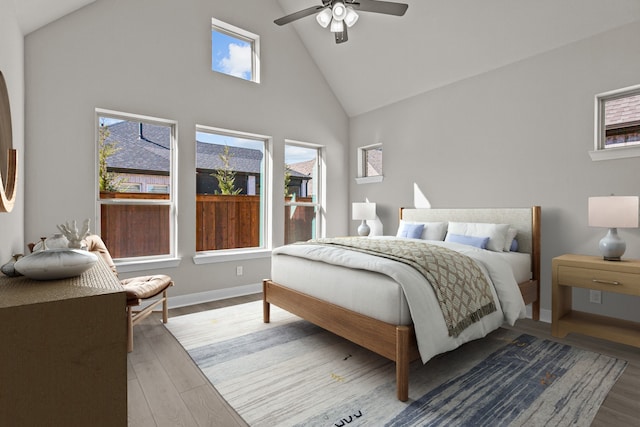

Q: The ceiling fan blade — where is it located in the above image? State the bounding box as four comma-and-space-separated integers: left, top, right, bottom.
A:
351, 0, 408, 16
335, 25, 348, 44
274, 5, 326, 26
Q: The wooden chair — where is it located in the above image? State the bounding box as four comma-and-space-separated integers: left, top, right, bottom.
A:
85, 235, 174, 352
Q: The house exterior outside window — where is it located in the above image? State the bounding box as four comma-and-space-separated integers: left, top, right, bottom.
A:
96, 110, 177, 261
195, 125, 271, 253
285, 142, 324, 244
602, 93, 640, 148
591, 85, 640, 161
356, 143, 383, 184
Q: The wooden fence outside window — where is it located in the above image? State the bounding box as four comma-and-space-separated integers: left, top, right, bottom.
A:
100, 193, 315, 257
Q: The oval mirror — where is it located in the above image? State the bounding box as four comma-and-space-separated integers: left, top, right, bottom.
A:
0, 70, 18, 213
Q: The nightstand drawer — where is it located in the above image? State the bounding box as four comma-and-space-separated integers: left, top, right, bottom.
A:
557, 265, 640, 295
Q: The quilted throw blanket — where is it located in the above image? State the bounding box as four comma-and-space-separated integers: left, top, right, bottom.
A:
306, 237, 496, 337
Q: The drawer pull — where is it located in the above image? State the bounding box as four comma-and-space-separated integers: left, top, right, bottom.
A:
591, 279, 621, 286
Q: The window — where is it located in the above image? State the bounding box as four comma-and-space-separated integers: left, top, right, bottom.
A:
211, 18, 260, 83
195, 125, 270, 253
120, 183, 142, 193
356, 143, 383, 183
285, 142, 324, 244
591, 84, 640, 161
148, 184, 169, 193
96, 110, 177, 262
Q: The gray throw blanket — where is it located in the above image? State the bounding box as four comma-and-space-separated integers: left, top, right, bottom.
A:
305, 237, 496, 337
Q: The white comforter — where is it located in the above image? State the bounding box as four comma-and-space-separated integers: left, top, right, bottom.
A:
272, 237, 526, 363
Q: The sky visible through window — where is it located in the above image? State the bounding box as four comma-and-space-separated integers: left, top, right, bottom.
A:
285, 145, 317, 164
212, 30, 252, 80
196, 131, 263, 153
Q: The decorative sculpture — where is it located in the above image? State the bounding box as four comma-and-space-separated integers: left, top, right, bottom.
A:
57, 219, 91, 249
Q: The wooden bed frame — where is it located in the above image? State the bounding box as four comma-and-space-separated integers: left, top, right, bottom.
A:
263, 206, 541, 402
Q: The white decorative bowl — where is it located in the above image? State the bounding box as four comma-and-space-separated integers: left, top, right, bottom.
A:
14, 248, 98, 280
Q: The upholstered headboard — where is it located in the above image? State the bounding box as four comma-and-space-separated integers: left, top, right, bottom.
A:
399, 207, 540, 255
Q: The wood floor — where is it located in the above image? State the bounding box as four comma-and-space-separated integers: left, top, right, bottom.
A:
129, 294, 640, 426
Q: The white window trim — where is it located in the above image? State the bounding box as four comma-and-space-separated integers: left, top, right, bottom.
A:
356, 142, 384, 183
590, 84, 640, 161
121, 182, 142, 192
194, 124, 272, 260
355, 175, 384, 184
193, 248, 272, 265
95, 108, 179, 263
116, 257, 181, 273
147, 184, 169, 193
211, 17, 261, 83
284, 139, 326, 240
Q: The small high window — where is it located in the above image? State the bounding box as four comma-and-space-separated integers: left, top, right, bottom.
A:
211, 18, 260, 83
356, 143, 383, 184
591, 84, 640, 161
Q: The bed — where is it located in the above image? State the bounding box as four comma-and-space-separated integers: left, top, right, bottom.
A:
263, 206, 541, 401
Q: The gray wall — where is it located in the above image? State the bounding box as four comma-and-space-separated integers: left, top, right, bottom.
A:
0, 0, 25, 265
10, 1, 640, 322
350, 20, 640, 322
23, 0, 349, 298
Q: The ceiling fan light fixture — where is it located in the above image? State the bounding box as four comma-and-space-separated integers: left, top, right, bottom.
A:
344, 7, 359, 27
316, 8, 333, 28
274, 0, 408, 44
332, 2, 347, 21
330, 19, 344, 33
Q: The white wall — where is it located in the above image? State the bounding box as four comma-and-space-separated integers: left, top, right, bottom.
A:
350, 20, 640, 322
0, 0, 25, 264
23, 0, 349, 298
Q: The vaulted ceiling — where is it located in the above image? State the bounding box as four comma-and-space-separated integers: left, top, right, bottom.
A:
14, 0, 640, 117
11, 0, 96, 35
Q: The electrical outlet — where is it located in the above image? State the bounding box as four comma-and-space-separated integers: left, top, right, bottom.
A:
236, 266, 243, 276
589, 290, 602, 304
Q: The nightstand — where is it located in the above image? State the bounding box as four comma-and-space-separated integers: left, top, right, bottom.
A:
552, 254, 640, 348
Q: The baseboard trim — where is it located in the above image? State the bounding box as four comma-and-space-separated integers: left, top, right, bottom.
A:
168, 283, 262, 309
527, 305, 551, 323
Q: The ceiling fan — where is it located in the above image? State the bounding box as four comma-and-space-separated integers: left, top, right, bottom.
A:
274, 0, 408, 44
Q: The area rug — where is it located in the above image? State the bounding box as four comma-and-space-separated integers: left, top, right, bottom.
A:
165, 301, 627, 427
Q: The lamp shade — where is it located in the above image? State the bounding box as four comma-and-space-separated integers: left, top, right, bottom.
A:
352, 202, 376, 220
344, 7, 359, 27
588, 196, 639, 228
332, 2, 347, 21
330, 19, 344, 33
316, 8, 332, 28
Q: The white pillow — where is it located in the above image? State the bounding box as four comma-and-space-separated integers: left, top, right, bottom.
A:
446, 222, 510, 252
503, 227, 518, 251
396, 221, 447, 241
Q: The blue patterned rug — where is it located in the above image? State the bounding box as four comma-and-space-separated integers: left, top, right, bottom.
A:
166, 301, 627, 427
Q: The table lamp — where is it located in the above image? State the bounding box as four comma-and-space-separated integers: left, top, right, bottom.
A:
352, 202, 376, 236
588, 196, 639, 261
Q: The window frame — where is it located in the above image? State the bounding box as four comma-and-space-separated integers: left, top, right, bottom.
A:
590, 84, 640, 161
356, 142, 384, 184
211, 17, 261, 83
120, 182, 143, 193
95, 108, 180, 272
193, 124, 272, 264
284, 140, 326, 243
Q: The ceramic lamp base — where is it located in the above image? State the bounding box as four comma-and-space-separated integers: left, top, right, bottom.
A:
357, 220, 370, 236
599, 228, 626, 261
